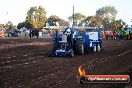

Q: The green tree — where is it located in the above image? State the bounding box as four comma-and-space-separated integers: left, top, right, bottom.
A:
96, 6, 117, 20
110, 19, 126, 30
58, 20, 69, 26
47, 15, 69, 26
79, 16, 102, 27
47, 15, 61, 26
26, 6, 46, 29
5, 21, 14, 30
17, 22, 24, 29
17, 21, 33, 29
96, 6, 118, 29
68, 13, 86, 26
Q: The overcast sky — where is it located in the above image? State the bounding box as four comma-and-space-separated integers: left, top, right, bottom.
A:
0, 0, 131, 25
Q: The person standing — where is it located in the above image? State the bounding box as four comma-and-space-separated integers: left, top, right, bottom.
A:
113, 30, 116, 40
105, 31, 109, 40
29, 29, 32, 39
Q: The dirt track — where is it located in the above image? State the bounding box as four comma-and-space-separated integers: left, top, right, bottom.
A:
0, 38, 132, 88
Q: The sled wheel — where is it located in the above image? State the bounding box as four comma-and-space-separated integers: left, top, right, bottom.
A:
69, 49, 74, 57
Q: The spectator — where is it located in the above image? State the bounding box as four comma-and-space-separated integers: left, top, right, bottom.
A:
105, 31, 109, 40
29, 29, 32, 39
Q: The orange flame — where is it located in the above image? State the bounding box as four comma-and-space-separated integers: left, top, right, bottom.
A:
78, 65, 86, 76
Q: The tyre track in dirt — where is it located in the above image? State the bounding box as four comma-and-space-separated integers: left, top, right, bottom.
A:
23, 48, 132, 88
36, 40, 132, 88
0, 51, 130, 87
42, 49, 132, 88
0, 40, 132, 88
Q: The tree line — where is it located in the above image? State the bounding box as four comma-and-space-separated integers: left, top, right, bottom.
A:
5, 5, 127, 31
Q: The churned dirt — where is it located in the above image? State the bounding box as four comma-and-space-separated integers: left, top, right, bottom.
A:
0, 38, 132, 88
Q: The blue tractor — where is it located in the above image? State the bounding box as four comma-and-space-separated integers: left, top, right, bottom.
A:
50, 27, 102, 57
